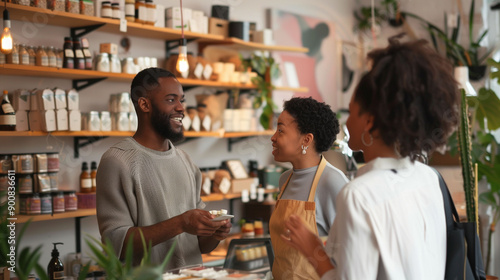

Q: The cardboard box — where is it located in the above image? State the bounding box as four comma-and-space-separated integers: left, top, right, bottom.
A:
154, 4, 165, 28
99, 43, 118, 55
209, 17, 229, 37
66, 89, 79, 110
68, 110, 81, 131
165, 6, 192, 20
253, 29, 273, 45
36, 89, 55, 111
56, 109, 68, 131
54, 88, 67, 109
30, 90, 39, 111
29, 110, 56, 132
15, 110, 29, 131
231, 178, 255, 193
166, 18, 188, 30
28, 110, 41, 131
10, 89, 30, 111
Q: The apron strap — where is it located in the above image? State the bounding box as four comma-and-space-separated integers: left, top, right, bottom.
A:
277, 172, 293, 200
307, 156, 327, 202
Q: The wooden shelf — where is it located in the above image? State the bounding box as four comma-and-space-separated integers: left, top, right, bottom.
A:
14, 208, 96, 223
223, 131, 274, 138
4, 3, 308, 54
201, 188, 278, 202
0, 130, 274, 138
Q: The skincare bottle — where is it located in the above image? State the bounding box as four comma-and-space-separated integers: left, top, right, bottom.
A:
47, 242, 64, 280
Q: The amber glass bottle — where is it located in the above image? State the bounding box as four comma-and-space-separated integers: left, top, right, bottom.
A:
80, 162, 92, 193
90, 161, 97, 192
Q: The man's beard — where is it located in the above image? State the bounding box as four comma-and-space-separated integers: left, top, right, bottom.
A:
150, 103, 184, 143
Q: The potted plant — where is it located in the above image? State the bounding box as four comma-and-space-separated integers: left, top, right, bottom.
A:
353, 6, 385, 34
240, 52, 281, 130
449, 58, 500, 274
380, 0, 404, 27
402, 0, 493, 80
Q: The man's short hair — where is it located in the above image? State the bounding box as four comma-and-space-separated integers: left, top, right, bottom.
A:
130, 68, 176, 105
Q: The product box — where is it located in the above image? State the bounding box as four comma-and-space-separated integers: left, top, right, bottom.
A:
154, 4, 165, 28
253, 29, 273, 45
166, 18, 188, 30
99, 43, 118, 55
165, 6, 192, 20
29, 110, 56, 132
56, 109, 69, 131
68, 110, 81, 131
36, 89, 56, 111
10, 89, 30, 111
53, 88, 67, 109
15, 110, 29, 131
29, 89, 39, 111
231, 178, 255, 193
209, 17, 229, 37
66, 89, 79, 110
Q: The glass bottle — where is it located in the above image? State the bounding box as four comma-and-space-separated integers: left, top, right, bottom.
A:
6, 44, 19, 64
28, 45, 36, 66
145, 0, 156, 25
19, 44, 30, 65
111, 2, 121, 19
90, 161, 97, 192
125, 0, 135, 22
0, 90, 16, 131
0, 51, 5, 64
47, 46, 57, 67
35, 45, 48, 67
80, 162, 92, 193
73, 38, 85, 70
56, 48, 63, 68
101, 1, 112, 18
135, 0, 146, 23
63, 37, 74, 69
81, 38, 93, 70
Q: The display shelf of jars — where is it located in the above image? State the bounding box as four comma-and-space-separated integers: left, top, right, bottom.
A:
0, 130, 275, 138
4, 3, 309, 53
0, 64, 308, 92
15, 208, 96, 224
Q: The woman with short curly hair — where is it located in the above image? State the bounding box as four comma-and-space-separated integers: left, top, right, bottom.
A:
280, 36, 459, 279
269, 97, 349, 280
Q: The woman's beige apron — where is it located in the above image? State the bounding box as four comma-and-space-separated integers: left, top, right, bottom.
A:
269, 157, 327, 280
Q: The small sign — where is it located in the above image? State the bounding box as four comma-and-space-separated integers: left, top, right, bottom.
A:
120, 19, 127, 33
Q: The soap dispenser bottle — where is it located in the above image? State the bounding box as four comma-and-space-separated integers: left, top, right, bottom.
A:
47, 242, 64, 280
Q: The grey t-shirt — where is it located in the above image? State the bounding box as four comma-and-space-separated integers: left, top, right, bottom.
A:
96, 137, 205, 269
279, 159, 349, 236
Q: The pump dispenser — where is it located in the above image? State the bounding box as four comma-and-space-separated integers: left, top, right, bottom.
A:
47, 242, 64, 280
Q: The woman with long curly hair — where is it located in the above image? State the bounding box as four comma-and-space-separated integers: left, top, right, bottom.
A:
280, 36, 459, 279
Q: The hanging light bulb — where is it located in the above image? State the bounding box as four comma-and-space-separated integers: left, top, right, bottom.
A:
1, 7, 13, 54
176, 38, 189, 77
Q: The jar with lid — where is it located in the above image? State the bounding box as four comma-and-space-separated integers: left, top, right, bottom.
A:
100, 111, 111, 131
80, 162, 92, 193
110, 54, 121, 73
64, 191, 77, 211
117, 112, 129, 131
111, 2, 121, 19
27, 193, 41, 215
28, 46, 36, 65
125, 0, 135, 22
31, 0, 46, 8
12, 154, 34, 174
40, 193, 52, 214
89, 111, 101, 131
90, 161, 97, 192
47, 46, 57, 67
63, 37, 75, 69
47, 153, 60, 172
0, 155, 12, 174
122, 57, 135, 74
101, 1, 112, 18
17, 174, 34, 194
134, 0, 146, 23
6, 44, 19, 64
19, 44, 29, 65
73, 38, 85, 70
48, 0, 65, 11
66, 0, 80, 13
81, 38, 93, 70
53, 192, 65, 213
145, 0, 156, 25
35, 46, 48, 67
95, 53, 110, 72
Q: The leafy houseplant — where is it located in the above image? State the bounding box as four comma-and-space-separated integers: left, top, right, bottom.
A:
240, 53, 281, 130
402, 0, 492, 79
450, 58, 500, 273
353, 6, 385, 33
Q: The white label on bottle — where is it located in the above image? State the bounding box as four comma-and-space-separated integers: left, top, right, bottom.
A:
2, 103, 15, 114
120, 18, 128, 33
81, 178, 92, 189
75, 50, 84, 58
12, 53, 19, 64
41, 56, 49, 66
92, 178, 96, 188
21, 54, 30, 65
83, 49, 92, 57
125, 4, 135, 16
147, 8, 156, 23
65, 49, 74, 57
49, 56, 57, 67
0, 115, 16, 125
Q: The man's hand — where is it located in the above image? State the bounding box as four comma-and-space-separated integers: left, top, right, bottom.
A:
180, 209, 228, 236
212, 221, 232, 240
281, 214, 324, 258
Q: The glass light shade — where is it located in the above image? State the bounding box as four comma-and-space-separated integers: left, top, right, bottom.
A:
176, 45, 189, 74
454, 66, 477, 96
1, 25, 13, 54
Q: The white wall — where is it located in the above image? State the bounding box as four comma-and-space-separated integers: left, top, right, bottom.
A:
3, 0, 356, 275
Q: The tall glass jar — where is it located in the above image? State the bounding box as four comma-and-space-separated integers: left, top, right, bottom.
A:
6, 44, 19, 64
73, 38, 85, 70
63, 37, 74, 69
35, 46, 48, 67
101, 1, 112, 18
28, 45, 36, 65
47, 46, 57, 67
134, 0, 146, 23
81, 38, 93, 70
145, 0, 156, 25
56, 48, 63, 68
125, 0, 135, 22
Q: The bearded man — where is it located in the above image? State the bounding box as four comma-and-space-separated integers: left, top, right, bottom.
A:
96, 68, 231, 268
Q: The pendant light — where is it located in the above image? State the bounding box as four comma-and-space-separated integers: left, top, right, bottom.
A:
175, 0, 189, 77
1, 0, 13, 54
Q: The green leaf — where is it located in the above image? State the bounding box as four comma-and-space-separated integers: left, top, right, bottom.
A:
78, 263, 91, 280
469, 88, 500, 131
488, 58, 500, 84
479, 192, 498, 207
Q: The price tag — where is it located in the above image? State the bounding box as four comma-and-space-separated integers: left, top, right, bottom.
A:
120, 19, 127, 33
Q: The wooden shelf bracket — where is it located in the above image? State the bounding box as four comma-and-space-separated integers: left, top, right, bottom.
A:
72, 77, 107, 91
227, 137, 250, 152
74, 136, 108, 158
70, 23, 106, 38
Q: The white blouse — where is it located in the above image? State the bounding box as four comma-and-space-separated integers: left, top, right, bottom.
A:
321, 157, 446, 280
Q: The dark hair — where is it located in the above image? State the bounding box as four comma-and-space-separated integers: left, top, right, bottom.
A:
283, 97, 339, 153
130, 67, 176, 105
354, 36, 459, 159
